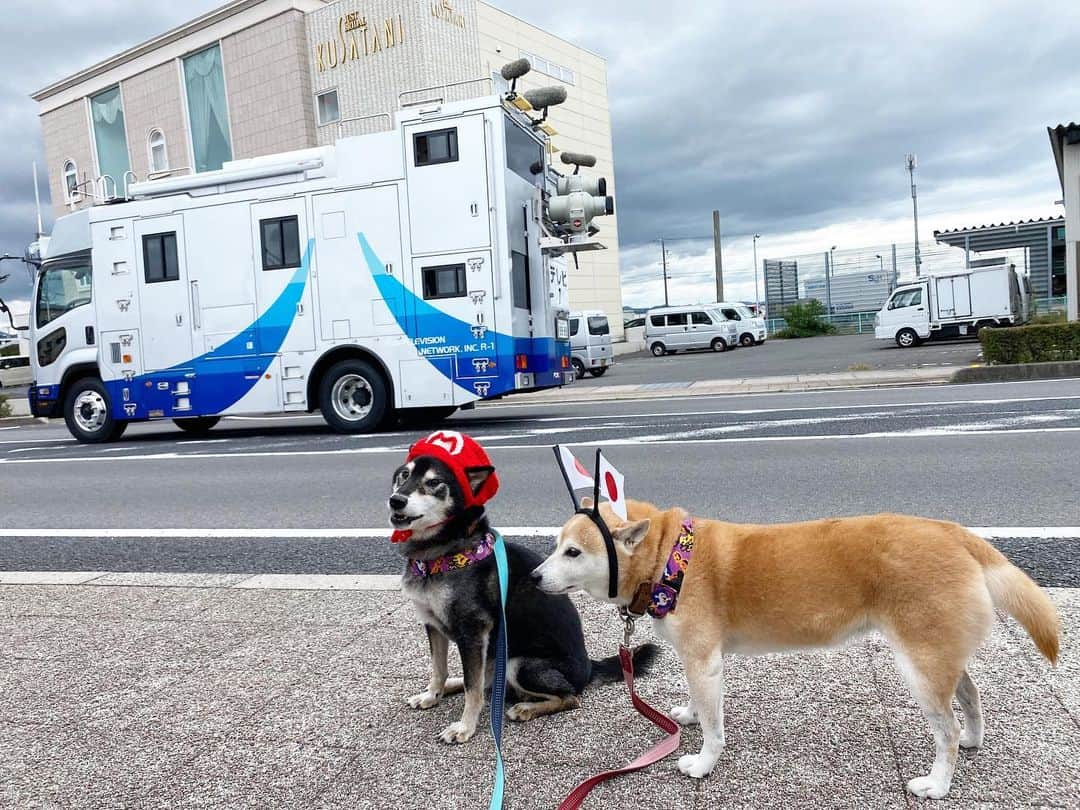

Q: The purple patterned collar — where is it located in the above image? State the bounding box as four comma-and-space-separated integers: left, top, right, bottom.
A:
408, 532, 496, 578
647, 520, 694, 619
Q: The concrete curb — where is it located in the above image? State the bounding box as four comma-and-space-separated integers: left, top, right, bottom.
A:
505, 366, 962, 404
950, 360, 1080, 384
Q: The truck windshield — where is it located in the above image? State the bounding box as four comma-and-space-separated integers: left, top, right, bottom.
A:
735, 305, 755, 319
587, 316, 610, 335
36, 261, 92, 328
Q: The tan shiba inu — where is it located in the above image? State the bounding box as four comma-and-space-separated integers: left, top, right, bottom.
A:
532, 499, 1060, 799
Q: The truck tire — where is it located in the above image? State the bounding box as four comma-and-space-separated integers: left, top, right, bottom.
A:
571, 358, 586, 379
710, 338, 728, 353
740, 333, 755, 347
588, 367, 608, 378
174, 416, 221, 436
895, 328, 920, 348
650, 342, 667, 357
63, 377, 127, 443
319, 358, 389, 434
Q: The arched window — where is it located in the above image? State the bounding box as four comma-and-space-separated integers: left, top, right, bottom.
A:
148, 129, 168, 173
62, 160, 78, 201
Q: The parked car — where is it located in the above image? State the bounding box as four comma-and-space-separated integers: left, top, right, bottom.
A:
644, 306, 739, 356
714, 302, 767, 346
874, 264, 1026, 348
0, 355, 32, 389
569, 310, 613, 378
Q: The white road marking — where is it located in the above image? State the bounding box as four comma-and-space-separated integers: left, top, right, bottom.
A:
0, 527, 1072, 540
4, 424, 1080, 464
0, 571, 108, 585
235, 574, 400, 590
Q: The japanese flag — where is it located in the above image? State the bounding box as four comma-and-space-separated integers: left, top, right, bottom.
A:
597, 451, 627, 520
557, 445, 596, 496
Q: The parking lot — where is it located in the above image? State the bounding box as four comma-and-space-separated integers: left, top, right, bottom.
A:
581, 333, 982, 388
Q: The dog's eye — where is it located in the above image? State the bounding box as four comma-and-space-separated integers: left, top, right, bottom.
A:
564, 548, 581, 558
427, 478, 444, 488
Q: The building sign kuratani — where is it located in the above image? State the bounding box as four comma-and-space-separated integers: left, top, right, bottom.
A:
431, 0, 466, 29
315, 12, 406, 72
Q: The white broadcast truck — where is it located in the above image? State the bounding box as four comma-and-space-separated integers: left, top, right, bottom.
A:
874, 263, 1027, 348
17, 61, 614, 442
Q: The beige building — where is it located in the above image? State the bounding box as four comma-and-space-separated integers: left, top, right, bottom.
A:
1049, 123, 1080, 321
31, 0, 624, 336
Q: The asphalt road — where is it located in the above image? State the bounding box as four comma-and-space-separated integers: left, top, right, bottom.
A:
1, 377, 1078, 583
579, 333, 982, 388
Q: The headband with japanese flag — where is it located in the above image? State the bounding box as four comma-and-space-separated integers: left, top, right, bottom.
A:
553, 445, 627, 599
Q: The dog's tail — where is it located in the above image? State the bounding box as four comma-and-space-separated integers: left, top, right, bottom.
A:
961, 531, 1060, 665
588, 643, 660, 686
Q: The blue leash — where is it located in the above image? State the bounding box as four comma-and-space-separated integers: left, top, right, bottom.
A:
489, 531, 510, 810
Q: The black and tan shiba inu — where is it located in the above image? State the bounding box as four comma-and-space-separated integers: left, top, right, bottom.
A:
533, 499, 1059, 799
389, 431, 655, 744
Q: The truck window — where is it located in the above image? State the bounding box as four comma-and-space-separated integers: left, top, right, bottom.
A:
569, 318, 580, 336
260, 216, 301, 271
668, 312, 688, 326
692, 311, 713, 325
422, 263, 467, 300
587, 316, 609, 335
649, 315, 664, 327
36, 261, 92, 327
505, 118, 543, 186
889, 289, 922, 309
414, 128, 458, 167
143, 233, 180, 283
720, 308, 739, 321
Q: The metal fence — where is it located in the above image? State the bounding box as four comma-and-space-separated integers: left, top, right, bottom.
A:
765, 297, 1069, 336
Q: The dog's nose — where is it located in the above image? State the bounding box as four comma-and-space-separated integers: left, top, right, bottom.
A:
529, 570, 543, 586
388, 494, 408, 511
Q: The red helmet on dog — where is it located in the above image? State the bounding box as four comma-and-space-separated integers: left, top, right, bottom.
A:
406, 430, 500, 508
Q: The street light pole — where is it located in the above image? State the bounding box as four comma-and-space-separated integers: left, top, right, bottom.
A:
906, 153, 922, 277
827, 245, 837, 314
660, 237, 670, 307
752, 233, 761, 313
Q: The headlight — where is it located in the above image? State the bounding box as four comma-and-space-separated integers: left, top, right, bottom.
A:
556, 317, 570, 340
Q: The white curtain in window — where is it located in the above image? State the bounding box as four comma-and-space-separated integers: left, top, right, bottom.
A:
90, 87, 131, 189
184, 45, 233, 172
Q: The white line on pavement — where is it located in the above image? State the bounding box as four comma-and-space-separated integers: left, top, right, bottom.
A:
0, 570, 401, 590
0, 527, 1073, 539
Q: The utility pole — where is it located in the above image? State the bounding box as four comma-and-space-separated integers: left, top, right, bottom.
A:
660, 237, 670, 307
712, 210, 724, 303
752, 234, 762, 312
906, 153, 922, 277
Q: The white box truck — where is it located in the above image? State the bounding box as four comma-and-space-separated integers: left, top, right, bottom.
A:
874, 264, 1027, 348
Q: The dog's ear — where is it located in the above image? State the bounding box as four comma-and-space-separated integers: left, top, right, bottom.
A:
465, 466, 495, 496
580, 495, 595, 510
613, 519, 650, 552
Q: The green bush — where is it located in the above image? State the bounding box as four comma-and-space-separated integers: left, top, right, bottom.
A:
980, 321, 1080, 365
774, 300, 837, 339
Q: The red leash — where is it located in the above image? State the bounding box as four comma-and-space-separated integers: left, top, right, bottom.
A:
557, 642, 681, 809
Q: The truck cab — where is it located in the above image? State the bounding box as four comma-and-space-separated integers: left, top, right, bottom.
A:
875, 283, 929, 347
568, 310, 613, 378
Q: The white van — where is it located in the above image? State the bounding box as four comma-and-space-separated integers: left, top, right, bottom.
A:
644, 306, 739, 356
569, 310, 613, 378
715, 302, 767, 346
0, 355, 32, 390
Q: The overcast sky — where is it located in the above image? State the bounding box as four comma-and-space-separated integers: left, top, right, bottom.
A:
1, 0, 1077, 317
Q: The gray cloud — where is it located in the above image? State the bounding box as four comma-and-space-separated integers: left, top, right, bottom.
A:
3, 0, 1077, 312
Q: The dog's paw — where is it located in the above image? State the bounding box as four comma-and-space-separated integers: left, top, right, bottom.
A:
959, 729, 983, 750
438, 721, 476, 744
507, 703, 536, 723
670, 705, 699, 726
906, 775, 950, 799
407, 690, 441, 710
677, 753, 718, 779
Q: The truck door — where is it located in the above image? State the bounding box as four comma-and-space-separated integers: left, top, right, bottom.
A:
405, 115, 491, 255
134, 215, 193, 371
251, 199, 316, 357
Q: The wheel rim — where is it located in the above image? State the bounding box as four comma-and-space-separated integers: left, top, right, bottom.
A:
331, 374, 374, 422
652, 345, 664, 356
899, 332, 913, 346
73, 390, 108, 433
741, 335, 753, 346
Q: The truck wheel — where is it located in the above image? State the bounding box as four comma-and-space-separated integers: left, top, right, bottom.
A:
974, 320, 996, 335
320, 358, 389, 434
740, 333, 755, 347
571, 358, 586, 379
895, 328, 922, 348
711, 338, 728, 353
588, 367, 608, 378
650, 342, 667, 357
63, 377, 126, 443
174, 416, 221, 436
